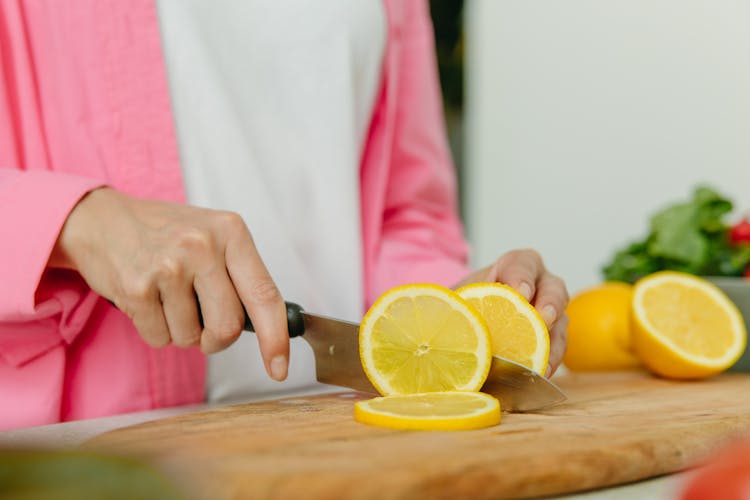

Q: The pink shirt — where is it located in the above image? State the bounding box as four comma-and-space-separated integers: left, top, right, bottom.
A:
0, 0, 469, 430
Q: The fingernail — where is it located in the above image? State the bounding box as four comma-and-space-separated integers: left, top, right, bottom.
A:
541, 305, 557, 326
518, 282, 532, 301
270, 355, 288, 381
545, 366, 552, 378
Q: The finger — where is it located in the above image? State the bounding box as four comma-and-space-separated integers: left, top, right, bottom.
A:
124, 287, 171, 348
545, 313, 569, 377
495, 249, 545, 302
194, 266, 245, 355
159, 266, 202, 348
532, 272, 570, 328
221, 214, 289, 381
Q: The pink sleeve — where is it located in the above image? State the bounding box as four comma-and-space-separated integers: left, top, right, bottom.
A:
370, 0, 471, 301
0, 168, 103, 319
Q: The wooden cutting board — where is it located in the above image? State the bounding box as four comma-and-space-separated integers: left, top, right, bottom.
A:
85, 371, 750, 499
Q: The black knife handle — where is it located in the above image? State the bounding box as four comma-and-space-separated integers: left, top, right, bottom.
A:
241, 301, 305, 338
112, 297, 306, 338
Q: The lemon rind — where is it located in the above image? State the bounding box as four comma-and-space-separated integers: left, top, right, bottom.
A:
354, 392, 501, 431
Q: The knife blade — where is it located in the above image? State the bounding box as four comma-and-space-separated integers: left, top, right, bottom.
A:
241, 301, 567, 411
242, 302, 378, 394
481, 356, 567, 412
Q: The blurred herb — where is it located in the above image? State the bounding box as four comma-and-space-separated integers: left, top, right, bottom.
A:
603, 186, 750, 283
0, 450, 183, 500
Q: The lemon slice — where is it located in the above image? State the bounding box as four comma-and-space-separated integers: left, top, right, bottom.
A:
456, 283, 550, 374
632, 271, 747, 379
354, 392, 501, 431
359, 284, 492, 395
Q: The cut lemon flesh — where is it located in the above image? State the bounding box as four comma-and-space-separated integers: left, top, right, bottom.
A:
359, 284, 492, 396
632, 271, 747, 379
354, 392, 501, 430
457, 283, 550, 374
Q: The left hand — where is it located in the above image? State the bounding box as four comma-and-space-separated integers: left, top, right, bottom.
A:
454, 249, 569, 377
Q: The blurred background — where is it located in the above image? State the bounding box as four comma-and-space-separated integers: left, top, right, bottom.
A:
431, 0, 750, 295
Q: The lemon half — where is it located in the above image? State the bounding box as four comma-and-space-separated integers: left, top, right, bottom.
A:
632, 271, 747, 379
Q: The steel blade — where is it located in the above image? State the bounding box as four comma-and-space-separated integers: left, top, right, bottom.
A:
481, 356, 567, 411
300, 312, 378, 394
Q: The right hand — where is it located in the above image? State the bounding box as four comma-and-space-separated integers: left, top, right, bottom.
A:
454, 249, 569, 378
49, 187, 289, 381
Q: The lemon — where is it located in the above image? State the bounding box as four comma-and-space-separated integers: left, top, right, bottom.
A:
632, 271, 747, 379
456, 283, 550, 374
354, 392, 501, 431
359, 284, 492, 395
563, 282, 641, 371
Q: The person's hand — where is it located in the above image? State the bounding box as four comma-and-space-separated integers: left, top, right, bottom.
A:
454, 249, 569, 377
49, 187, 289, 381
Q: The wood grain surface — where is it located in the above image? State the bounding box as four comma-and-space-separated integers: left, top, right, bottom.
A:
85, 371, 750, 499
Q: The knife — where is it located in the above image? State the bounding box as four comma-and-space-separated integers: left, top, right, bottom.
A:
239, 301, 567, 412
482, 357, 567, 411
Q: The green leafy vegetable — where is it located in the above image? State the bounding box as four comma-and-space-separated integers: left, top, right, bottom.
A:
0, 450, 184, 500
603, 186, 750, 283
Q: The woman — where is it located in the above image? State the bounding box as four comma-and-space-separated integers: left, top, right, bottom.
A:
0, 0, 568, 430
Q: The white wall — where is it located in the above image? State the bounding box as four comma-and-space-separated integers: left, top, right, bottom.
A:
464, 0, 750, 296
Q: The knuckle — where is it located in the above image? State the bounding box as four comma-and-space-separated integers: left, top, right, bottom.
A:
200, 339, 224, 355
549, 272, 566, 287
217, 211, 247, 234
545, 274, 570, 301
206, 318, 243, 344
147, 335, 171, 349
496, 249, 548, 288
121, 276, 155, 303
527, 248, 543, 261
176, 227, 214, 253
200, 343, 217, 355
495, 251, 515, 269
155, 255, 185, 282
497, 249, 528, 269
520, 248, 544, 268
173, 329, 201, 348
136, 323, 171, 348
249, 279, 282, 305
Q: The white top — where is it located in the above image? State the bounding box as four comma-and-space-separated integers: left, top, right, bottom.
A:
156, 0, 386, 401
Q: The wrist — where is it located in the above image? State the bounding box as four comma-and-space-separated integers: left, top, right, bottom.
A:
48, 187, 113, 270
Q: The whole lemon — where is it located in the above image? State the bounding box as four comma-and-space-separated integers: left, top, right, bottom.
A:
563, 282, 641, 371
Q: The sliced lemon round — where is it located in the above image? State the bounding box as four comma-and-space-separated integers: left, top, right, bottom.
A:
354, 392, 501, 431
359, 284, 492, 396
456, 283, 550, 374
632, 271, 747, 379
